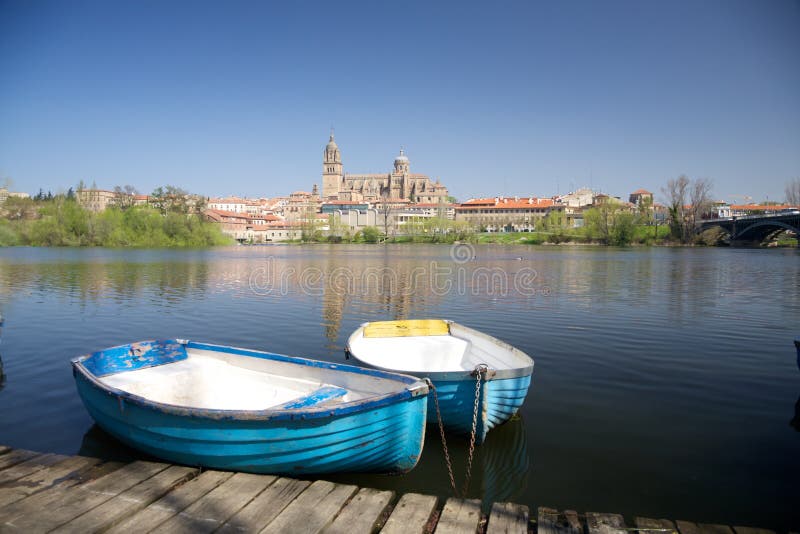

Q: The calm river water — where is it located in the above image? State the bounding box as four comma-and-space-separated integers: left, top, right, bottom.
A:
0, 245, 798, 529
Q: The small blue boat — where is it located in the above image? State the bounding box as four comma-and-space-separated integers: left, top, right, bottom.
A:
72, 339, 428, 475
347, 320, 533, 444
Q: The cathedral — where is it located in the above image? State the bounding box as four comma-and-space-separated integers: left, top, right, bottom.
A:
321, 133, 449, 203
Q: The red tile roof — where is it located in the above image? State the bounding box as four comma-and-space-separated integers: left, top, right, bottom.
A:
458, 197, 557, 209
205, 209, 249, 219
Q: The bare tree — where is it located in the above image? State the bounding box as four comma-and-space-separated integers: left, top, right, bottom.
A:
663, 175, 689, 242
662, 175, 713, 243
687, 177, 713, 230
786, 178, 800, 206
379, 190, 394, 239
112, 185, 139, 210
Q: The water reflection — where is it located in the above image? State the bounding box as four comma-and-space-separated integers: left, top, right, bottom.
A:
480, 415, 530, 506
791, 396, 800, 432
324, 414, 530, 512
0, 261, 212, 304
0, 314, 4, 392
79, 424, 157, 463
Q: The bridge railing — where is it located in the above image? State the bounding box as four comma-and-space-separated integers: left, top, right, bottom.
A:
700, 211, 800, 224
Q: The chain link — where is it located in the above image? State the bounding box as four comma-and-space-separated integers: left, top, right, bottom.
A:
462, 364, 487, 496
425, 364, 488, 498
425, 378, 457, 495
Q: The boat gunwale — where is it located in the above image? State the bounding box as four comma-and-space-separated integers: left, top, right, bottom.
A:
71, 340, 429, 421
346, 321, 534, 381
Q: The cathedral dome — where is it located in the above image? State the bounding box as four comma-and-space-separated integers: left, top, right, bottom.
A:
326, 133, 339, 151
394, 148, 409, 164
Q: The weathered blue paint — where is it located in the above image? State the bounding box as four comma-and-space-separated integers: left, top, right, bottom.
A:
425, 373, 532, 444
277, 386, 347, 409
72, 340, 428, 475
80, 340, 187, 377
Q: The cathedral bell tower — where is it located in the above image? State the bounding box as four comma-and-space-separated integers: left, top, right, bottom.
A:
322, 131, 343, 199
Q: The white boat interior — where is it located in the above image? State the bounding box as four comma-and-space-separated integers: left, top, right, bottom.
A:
348, 322, 531, 374
98, 347, 410, 411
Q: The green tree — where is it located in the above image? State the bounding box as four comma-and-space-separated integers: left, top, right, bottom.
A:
360, 226, 380, 243
584, 204, 635, 246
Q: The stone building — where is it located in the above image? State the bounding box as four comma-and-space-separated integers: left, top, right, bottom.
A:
76, 189, 116, 212
629, 189, 654, 208
455, 197, 564, 232
321, 133, 448, 204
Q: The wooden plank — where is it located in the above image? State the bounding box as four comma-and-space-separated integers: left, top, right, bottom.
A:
0, 450, 40, 471
635, 517, 678, 534
52, 464, 197, 533
263, 479, 358, 534
733, 528, 776, 534
676, 521, 701, 534
217, 477, 311, 533
0, 453, 68, 484
381, 493, 438, 534
587, 512, 627, 534
323, 487, 394, 534
0, 460, 168, 531
487, 502, 529, 534
699, 525, 734, 534
0, 459, 122, 518
434, 498, 482, 534
106, 470, 233, 534
154, 472, 275, 534
0, 455, 101, 508
538, 507, 582, 534
564, 511, 583, 532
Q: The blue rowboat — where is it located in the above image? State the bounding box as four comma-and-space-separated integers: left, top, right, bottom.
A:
346, 320, 533, 444
72, 339, 428, 475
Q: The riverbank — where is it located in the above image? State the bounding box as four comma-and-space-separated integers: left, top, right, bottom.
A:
0, 205, 232, 247
291, 230, 797, 248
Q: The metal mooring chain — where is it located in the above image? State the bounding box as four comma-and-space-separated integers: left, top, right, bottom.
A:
425, 378, 457, 495
425, 363, 488, 498
462, 364, 487, 496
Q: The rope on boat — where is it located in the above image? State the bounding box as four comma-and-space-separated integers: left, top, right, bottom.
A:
425, 363, 488, 498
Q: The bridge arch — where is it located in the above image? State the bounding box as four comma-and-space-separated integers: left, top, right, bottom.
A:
733, 220, 800, 242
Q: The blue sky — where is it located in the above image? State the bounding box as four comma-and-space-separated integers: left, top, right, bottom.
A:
1, 0, 798, 204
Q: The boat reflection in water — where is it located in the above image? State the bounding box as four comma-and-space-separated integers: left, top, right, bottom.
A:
792, 338, 799, 432
325, 413, 530, 512
79, 424, 161, 463
0, 314, 4, 391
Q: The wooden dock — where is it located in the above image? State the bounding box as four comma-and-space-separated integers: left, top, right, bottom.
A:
0, 445, 784, 533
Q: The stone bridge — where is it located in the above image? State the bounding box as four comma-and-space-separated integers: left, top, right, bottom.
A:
698, 211, 800, 246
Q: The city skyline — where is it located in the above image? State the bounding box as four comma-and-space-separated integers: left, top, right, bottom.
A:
1, 1, 798, 204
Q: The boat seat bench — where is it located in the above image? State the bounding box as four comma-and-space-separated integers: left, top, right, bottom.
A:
277, 386, 348, 409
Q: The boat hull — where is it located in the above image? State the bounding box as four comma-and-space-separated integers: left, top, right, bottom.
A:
347, 320, 533, 444
426, 373, 531, 444
72, 341, 428, 475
